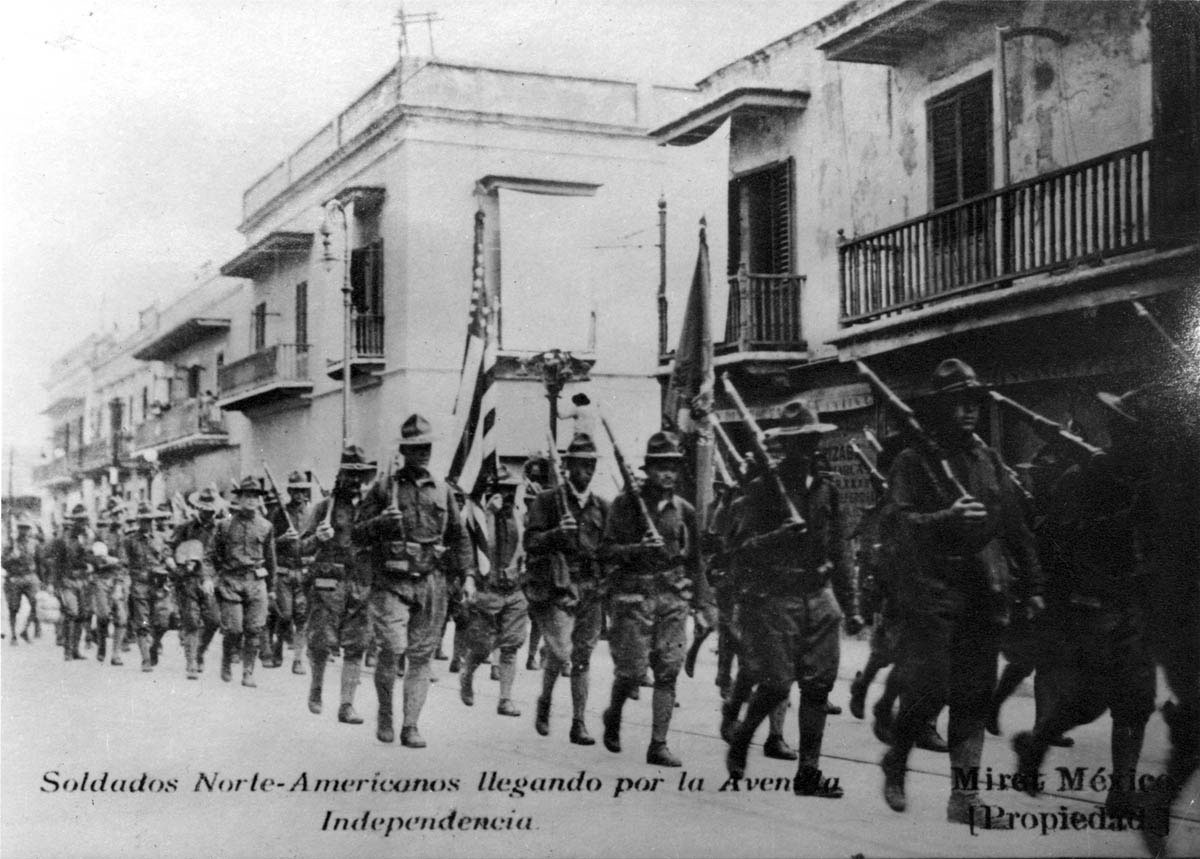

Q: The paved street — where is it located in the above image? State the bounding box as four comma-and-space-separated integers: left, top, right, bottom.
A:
2, 625, 1197, 859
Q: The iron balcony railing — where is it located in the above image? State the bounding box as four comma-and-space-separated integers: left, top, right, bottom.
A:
133, 398, 227, 451
79, 436, 126, 473
720, 271, 806, 353
839, 140, 1167, 325
353, 313, 385, 358
217, 343, 310, 398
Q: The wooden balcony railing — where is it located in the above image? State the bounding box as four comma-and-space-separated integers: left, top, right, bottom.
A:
353, 313, 385, 358
218, 343, 310, 398
132, 399, 227, 452
839, 140, 1171, 325
719, 271, 806, 353
79, 436, 127, 473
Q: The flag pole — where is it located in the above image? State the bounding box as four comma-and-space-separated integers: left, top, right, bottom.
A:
693, 216, 714, 532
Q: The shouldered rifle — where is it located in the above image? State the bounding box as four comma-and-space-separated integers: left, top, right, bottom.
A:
546, 433, 577, 529
853, 360, 971, 501
710, 416, 747, 482
849, 440, 889, 497
863, 427, 883, 454
261, 462, 296, 533
987, 391, 1102, 462
599, 413, 663, 543
712, 441, 735, 487
973, 433, 1035, 504
719, 373, 806, 530
1132, 299, 1192, 364
312, 472, 331, 498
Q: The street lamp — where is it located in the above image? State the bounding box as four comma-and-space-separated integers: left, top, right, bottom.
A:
522, 349, 593, 443
320, 199, 353, 447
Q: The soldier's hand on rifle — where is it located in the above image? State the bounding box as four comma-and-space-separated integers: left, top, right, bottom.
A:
559, 513, 579, 536
382, 504, 403, 523
949, 496, 988, 523
281, 525, 300, 543
315, 522, 335, 543
201, 578, 215, 596
844, 613, 865, 636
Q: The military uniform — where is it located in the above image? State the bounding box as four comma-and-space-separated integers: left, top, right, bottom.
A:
301, 445, 377, 723
600, 431, 714, 767
212, 477, 277, 686
169, 488, 223, 676
355, 414, 473, 746
724, 401, 861, 795
879, 360, 1041, 825
267, 476, 311, 672
460, 484, 530, 717
3, 521, 42, 644
123, 510, 175, 672
48, 507, 95, 661
524, 433, 609, 744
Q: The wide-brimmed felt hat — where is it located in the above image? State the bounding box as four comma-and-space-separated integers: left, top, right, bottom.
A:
187, 487, 220, 511
66, 503, 90, 521
154, 503, 173, 519
643, 431, 685, 462
489, 464, 521, 488
232, 476, 265, 496
562, 432, 599, 461
918, 358, 992, 401
399, 414, 436, 446
286, 470, 312, 489
764, 398, 837, 438
134, 502, 157, 520
15, 513, 34, 529
338, 444, 379, 472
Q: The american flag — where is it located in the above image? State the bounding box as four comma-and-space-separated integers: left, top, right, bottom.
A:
447, 209, 498, 500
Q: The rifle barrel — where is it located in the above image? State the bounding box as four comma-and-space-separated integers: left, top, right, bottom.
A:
1132, 300, 1191, 362
598, 413, 663, 542
261, 462, 296, 532
988, 391, 1102, 459
719, 374, 805, 528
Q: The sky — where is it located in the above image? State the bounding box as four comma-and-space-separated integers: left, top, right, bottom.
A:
0, 0, 845, 454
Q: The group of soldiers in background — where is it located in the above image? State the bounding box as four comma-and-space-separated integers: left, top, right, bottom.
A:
3, 355, 1196, 852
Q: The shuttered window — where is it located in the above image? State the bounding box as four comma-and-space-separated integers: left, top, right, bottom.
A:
727, 158, 794, 275
251, 303, 267, 351
350, 240, 384, 315
928, 74, 993, 209
295, 281, 308, 347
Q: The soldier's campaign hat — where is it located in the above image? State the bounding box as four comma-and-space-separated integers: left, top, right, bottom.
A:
399, 414, 436, 446
764, 398, 837, 438
15, 513, 34, 529
562, 432, 599, 461
187, 486, 220, 511
488, 464, 522, 488
66, 503, 90, 521
155, 503, 173, 519
232, 476, 265, 495
338, 444, 379, 472
286, 470, 312, 489
134, 502, 157, 520
643, 431, 685, 462
920, 358, 991, 401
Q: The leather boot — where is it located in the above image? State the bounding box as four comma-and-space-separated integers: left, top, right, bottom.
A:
308, 652, 326, 714
198, 626, 217, 671
96, 620, 108, 662
535, 659, 560, 735
1105, 721, 1147, 816
602, 678, 634, 754
109, 625, 125, 666
271, 632, 284, 669
764, 734, 798, 760
948, 729, 1008, 827
915, 721, 950, 753
150, 630, 164, 666
338, 659, 363, 723
459, 656, 476, 706
71, 620, 86, 659
220, 634, 237, 682
497, 653, 518, 703
1012, 731, 1047, 797
241, 635, 258, 687
292, 632, 307, 674
375, 654, 396, 743
849, 672, 868, 720
569, 671, 594, 745
61, 618, 74, 661
793, 764, 844, 798
139, 634, 154, 672
647, 684, 681, 767
797, 694, 830, 771
881, 747, 907, 812
183, 631, 198, 678
401, 660, 432, 739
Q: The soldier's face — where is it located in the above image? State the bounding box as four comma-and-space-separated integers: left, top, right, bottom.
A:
565, 459, 596, 491
401, 445, 432, 470
198, 508, 215, 524
288, 489, 309, 506
645, 461, 679, 491
950, 399, 980, 435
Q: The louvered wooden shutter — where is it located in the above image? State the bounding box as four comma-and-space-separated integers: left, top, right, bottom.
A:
769, 158, 794, 274
727, 179, 741, 276
929, 74, 992, 209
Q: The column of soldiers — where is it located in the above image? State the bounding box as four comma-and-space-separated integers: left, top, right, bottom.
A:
5, 363, 1195, 852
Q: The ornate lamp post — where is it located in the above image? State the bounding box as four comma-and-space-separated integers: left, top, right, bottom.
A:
320, 200, 353, 447
522, 349, 593, 443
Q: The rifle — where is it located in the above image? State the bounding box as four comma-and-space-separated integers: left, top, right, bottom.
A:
987, 391, 1102, 462
311, 471, 335, 531
545, 433, 577, 530
312, 472, 331, 498
710, 416, 747, 481
854, 360, 971, 502
849, 440, 889, 497
863, 427, 883, 454
973, 433, 1035, 504
711, 441, 735, 487
1132, 299, 1192, 364
261, 462, 296, 533
598, 413, 663, 543
719, 374, 806, 530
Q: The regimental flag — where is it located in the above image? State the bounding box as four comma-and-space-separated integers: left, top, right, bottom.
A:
663, 219, 715, 528
448, 210, 498, 500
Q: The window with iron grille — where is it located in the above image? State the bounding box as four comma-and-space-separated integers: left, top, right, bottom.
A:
350, 241, 384, 315
928, 74, 993, 209
252, 302, 267, 351
727, 158, 794, 276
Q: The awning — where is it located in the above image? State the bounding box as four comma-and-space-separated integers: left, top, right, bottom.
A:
649, 87, 810, 147
219, 231, 313, 279
133, 318, 231, 361
41, 395, 84, 418
819, 0, 1005, 66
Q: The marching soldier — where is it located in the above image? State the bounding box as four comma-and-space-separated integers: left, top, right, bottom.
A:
524, 433, 609, 744
212, 477, 277, 687
89, 535, 128, 667
266, 471, 312, 672
724, 401, 863, 796
878, 359, 1041, 827
170, 487, 223, 677
354, 414, 473, 747
301, 445, 377, 723
459, 467, 530, 718
123, 502, 174, 672
3, 514, 43, 644
600, 431, 716, 767
1011, 395, 1156, 817
49, 504, 95, 661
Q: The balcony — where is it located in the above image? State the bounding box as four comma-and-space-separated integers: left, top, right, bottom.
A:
217, 343, 312, 412
719, 271, 807, 356
78, 436, 134, 475
132, 399, 230, 459
33, 455, 77, 487
326, 313, 386, 380
838, 140, 1193, 328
